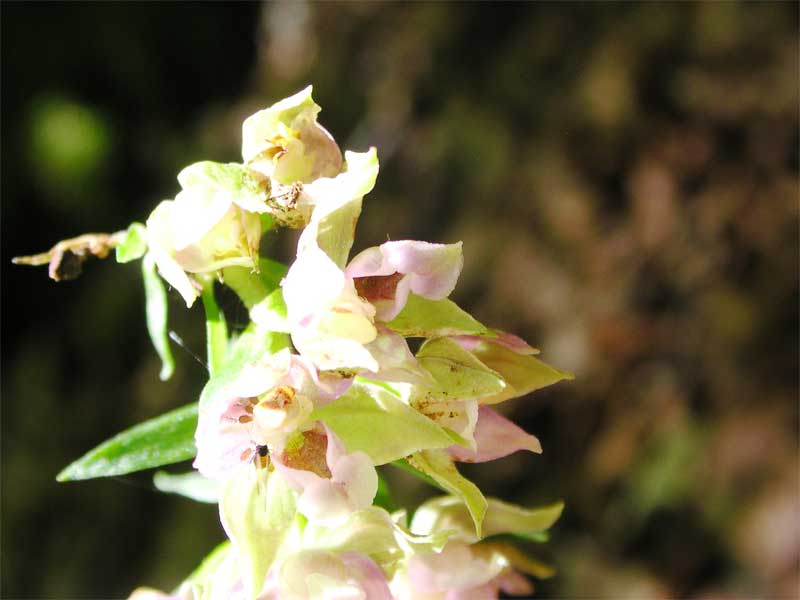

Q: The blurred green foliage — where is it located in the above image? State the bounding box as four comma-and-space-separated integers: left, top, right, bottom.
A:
2, 2, 797, 598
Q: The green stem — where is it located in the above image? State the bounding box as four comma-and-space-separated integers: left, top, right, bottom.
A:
201, 280, 227, 376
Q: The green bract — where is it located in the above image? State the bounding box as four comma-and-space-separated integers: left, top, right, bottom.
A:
387, 294, 489, 338
311, 381, 458, 465
415, 337, 506, 401
465, 340, 575, 404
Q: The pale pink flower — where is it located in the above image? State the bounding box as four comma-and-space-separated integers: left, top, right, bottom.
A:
346, 240, 463, 321
393, 541, 533, 600
193, 350, 344, 481
283, 245, 432, 384
261, 551, 392, 600
273, 424, 378, 526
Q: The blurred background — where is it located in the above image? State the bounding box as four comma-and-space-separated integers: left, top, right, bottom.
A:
2, 2, 798, 598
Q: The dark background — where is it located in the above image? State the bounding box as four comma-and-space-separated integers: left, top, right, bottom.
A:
2, 2, 798, 598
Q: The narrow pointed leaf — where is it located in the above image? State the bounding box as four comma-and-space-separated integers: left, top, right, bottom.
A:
57, 403, 198, 481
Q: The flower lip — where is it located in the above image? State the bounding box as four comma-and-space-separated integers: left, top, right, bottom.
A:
353, 272, 405, 303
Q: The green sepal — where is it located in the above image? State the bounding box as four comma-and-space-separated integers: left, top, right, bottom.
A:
142, 253, 175, 381
406, 449, 487, 539
56, 403, 198, 481
115, 222, 147, 263
416, 337, 506, 401
387, 294, 489, 338
466, 341, 574, 404
300, 149, 378, 268
411, 495, 563, 543
311, 381, 456, 465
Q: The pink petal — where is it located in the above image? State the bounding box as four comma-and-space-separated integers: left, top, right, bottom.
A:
339, 553, 393, 600
448, 406, 541, 463
452, 330, 539, 355
495, 569, 534, 596
362, 327, 435, 386
407, 542, 504, 593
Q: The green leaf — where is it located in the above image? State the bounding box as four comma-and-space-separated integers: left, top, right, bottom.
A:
311, 382, 456, 465
142, 253, 175, 381
219, 468, 297, 599
387, 294, 489, 338
57, 403, 198, 481
201, 282, 228, 377
466, 341, 574, 404
416, 337, 506, 400
153, 470, 219, 504
406, 449, 487, 538
115, 222, 147, 263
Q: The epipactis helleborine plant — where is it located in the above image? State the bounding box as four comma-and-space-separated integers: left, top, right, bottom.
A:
15, 86, 574, 600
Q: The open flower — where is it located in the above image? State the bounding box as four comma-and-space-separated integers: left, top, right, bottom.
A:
194, 349, 343, 481
392, 540, 532, 600
146, 162, 263, 307
283, 244, 379, 372
346, 240, 464, 321
283, 237, 463, 378
242, 85, 342, 187
261, 551, 392, 600
273, 424, 378, 526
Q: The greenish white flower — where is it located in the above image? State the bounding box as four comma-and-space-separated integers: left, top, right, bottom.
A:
146, 162, 263, 307
242, 85, 342, 186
